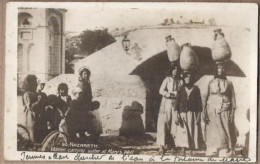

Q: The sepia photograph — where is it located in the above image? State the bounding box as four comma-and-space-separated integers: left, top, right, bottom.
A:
4, 2, 258, 162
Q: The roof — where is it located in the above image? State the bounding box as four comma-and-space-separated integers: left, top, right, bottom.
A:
75, 25, 250, 77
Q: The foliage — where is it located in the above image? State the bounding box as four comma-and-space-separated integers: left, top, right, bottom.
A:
79, 28, 116, 55
65, 28, 115, 73
65, 48, 78, 73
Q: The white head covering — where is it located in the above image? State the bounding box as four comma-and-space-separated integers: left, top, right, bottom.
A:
72, 87, 82, 96
78, 66, 90, 77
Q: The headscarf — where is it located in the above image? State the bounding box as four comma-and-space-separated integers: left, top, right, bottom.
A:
72, 87, 82, 98
78, 66, 91, 78
167, 61, 181, 78
22, 75, 37, 92
182, 71, 194, 87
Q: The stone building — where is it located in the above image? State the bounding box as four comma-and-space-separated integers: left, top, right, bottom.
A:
44, 25, 250, 148
17, 8, 66, 85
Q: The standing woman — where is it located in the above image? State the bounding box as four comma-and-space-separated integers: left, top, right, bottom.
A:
22, 75, 40, 142
77, 66, 102, 141
156, 63, 183, 154
77, 67, 92, 104
174, 72, 203, 156
204, 63, 236, 157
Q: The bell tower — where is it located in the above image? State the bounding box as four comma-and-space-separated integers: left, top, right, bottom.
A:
17, 8, 66, 87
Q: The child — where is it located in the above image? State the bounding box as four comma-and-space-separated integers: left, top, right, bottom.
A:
65, 87, 91, 142
57, 83, 72, 116
45, 94, 63, 131
174, 72, 203, 156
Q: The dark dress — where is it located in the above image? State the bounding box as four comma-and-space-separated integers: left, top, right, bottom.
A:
174, 85, 203, 149
34, 92, 49, 143
77, 79, 102, 136
57, 95, 72, 116
77, 79, 92, 104
66, 99, 91, 140
45, 105, 63, 131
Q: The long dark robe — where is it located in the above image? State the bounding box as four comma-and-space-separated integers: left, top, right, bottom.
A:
77, 79, 102, 135
34, 92, 49, 143
77, 79, 92, 104
66, 99, 91, 139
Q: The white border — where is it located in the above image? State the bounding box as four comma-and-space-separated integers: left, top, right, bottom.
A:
4, 2, 258, 162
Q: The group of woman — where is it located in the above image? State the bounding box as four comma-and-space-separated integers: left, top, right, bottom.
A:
156, 62, 237, 157
21, 67, 101, 144
21, 61, 236, 157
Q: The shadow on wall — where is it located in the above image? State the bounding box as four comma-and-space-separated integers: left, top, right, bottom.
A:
131, 50, 170, 132
119, 101, 145, 136
131, 46, 245, 132
88, 101, 103, 135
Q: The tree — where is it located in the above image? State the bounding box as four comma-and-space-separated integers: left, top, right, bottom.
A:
65, 49, 75, 73
79, 29, 116, 55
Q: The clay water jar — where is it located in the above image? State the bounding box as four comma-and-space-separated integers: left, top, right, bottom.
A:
166, 38, 181, 62
211, 33, 232, 62
180, 43, 199, 71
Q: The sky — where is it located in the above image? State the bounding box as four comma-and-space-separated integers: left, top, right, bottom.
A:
64, 3, 253, 33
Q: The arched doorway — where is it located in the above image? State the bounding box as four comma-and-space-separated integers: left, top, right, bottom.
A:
131, 46, 245, 132
131, 51, 171, 132
48, 16, 61, 76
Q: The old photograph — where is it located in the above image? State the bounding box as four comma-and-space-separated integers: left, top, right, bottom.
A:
4, 2, 258, 162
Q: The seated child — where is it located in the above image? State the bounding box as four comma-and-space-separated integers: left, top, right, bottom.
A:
65, 87, 91, 142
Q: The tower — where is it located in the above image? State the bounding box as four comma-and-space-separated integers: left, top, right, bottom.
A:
17, 8, 67, 85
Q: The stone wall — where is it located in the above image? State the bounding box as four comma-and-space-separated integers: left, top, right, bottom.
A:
43, 74, 147, 135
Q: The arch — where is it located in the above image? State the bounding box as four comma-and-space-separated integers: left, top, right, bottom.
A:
131, 46, 245, 132
48, 16, 60, 34
18, 12, 33, 27
17, 43, 23, 72
48, 16, 61, 75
